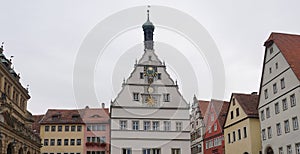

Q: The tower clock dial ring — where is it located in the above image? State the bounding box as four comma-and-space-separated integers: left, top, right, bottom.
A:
147, 87, 154, 94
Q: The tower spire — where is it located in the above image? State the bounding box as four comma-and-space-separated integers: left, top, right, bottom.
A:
142, 5, 155, 50
0, 42, 4, 53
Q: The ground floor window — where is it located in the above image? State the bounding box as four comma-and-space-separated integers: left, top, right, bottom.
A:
171, 148, 181, 154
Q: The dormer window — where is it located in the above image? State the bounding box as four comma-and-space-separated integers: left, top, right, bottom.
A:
72, 114, 80, 120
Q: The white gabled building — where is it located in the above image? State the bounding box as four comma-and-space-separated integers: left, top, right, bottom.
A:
258, 33, 300, 154
110, 10, 191, 154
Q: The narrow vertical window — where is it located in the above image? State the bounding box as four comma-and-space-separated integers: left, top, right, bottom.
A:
292, 117, 299, 130
233, 131, 236, 142
266, 107, 270, 118
133, 93, 139, 101
264, 89, 268, 99
284, 120, 290, 133
262, 129, 266, 140
260, 110, 265, 121
290, 94, 296, 107
243, 127, 247, 138
282, 98, 288, 111
238, 129, 241, 140
276, 123, 281, 136
275, 102, 280, 114
267, 127, 272, 139
236, 108, 240, 117
281, 78, 285, 89
273, 83, 277, 94
227, 133, 231, 143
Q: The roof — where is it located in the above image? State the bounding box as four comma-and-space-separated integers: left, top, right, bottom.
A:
198, 100, 209, 117
204, 100, 229, 128
40, 108, 110, 125
40, 109, 84, 124
233, 93, 259, 117
32, 115, 44, 134
79, 108, 109, 124
264, 32, 300, 80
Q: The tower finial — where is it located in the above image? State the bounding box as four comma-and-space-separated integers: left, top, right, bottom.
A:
147, 5, 150, 21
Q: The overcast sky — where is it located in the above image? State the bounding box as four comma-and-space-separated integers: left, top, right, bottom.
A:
0, 0, 299, 114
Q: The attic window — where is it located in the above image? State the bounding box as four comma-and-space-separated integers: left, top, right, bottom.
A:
52, 114, 61, 120
91, 114, 101, 118
72, 114, 80, 120
270, 47, 273, 54
232, 98, 236, 106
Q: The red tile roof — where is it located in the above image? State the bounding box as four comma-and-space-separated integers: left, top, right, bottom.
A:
265, 32, 300, 80
79, 108, 109, 124
40, 108, 110, 125
32, 114, 44, 134
40, 109, 84, 124
198, 100, 209, 118
233, 93, 259, 117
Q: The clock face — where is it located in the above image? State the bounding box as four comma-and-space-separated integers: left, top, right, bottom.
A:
147, 87, 154, 94
146, 67, 155, 75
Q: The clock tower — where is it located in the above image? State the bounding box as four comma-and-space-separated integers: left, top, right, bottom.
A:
110, 8, 191, 154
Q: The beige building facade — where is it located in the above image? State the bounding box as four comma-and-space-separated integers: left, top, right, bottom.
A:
224, 93, 262, 154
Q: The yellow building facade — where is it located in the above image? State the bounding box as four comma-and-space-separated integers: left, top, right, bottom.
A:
40, 110, 85, 154
224, 93, 262, 154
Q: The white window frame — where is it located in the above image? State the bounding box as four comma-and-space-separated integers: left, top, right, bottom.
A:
176, 122, 182, 131
285, 120, 290, 133
275, 102, 280, 114
276, 123, 282, 136
152, 121, 160, 131
291, 94, 296, 107
293, 117, 299, 130
120, 120, 127, 130
132, 121, 139, 131
281, 78, 285, 89
163, 121, 171, 131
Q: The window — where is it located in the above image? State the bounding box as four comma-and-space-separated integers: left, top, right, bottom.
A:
264, 89, 268, 99
171, 148, 181, 154
227, 133, 231, 143
291, 94, 296, 107
58, 125, 62, 132
152, 121, 159, 131
260, 110, 265, 121
267, 127, 272, 139
232, 98, 236, 106
270, 47, 273, 54
275, 62, 278, 69
70, 139, 75, 146
65, 125, 69, 131
143, 148, 160, 154
132, 121, 139, 130
163, 121, 171, 131
44, 139, 49, 146
287, 145, 292, 154
100, 136, 106, 143
140, 72, 144, 79
176, 122, 182, 131
208, 127, 212, 133
77, 126, 82, 132
213, 123, 217, 131
293, 117, 299, 130
236, 108, 240, 117
133, 93, 139, 101
77, 139, 81, 145
163, 93, 170, 102
262, 129, 266, 140
279, 147, 283, 154
64, 139, 68, 145
285, 120, 290, 133
50, 139, 55, 146
230, 111, 234, 119
51, 126, 56, 132
273, 83, 277, 94
57, 139, 62, 146
280, 78, 285, 89
276, 123, 282, 136
269, 67, 272, 74
266, 107, 270, 118
233, 131, 236, 142
157, 73, 161, 80
238, 129, 241, 140
282, 98, 288, 111
45, 126, 49, 132
120, 120, 127, 130
122, 148, 131, 154
243, 127, 247, 138
144, 121, 151, 130
296, 143, 300, 154
275, 102, 280, 114
71, 125, 76, 132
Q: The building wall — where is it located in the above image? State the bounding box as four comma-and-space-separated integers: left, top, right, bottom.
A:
40, 124, 84, 154
84, 123, 110, 154
259, 43, 300, 154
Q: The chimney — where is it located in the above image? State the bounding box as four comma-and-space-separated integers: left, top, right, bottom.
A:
101, 103, 105, 108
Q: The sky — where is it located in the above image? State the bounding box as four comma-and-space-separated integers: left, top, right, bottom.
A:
0, 0, 300, 114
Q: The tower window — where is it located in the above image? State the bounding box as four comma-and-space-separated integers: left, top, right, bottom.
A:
163, 93, 170, 102
157, 73, 161, 80
140, 72, 144, 79
133, 93, 139, 101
